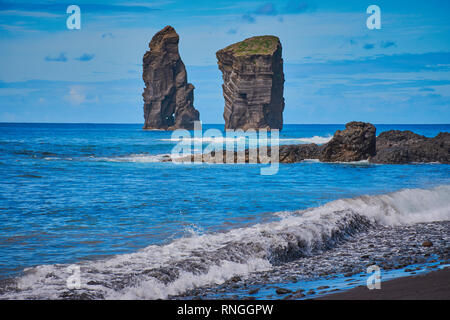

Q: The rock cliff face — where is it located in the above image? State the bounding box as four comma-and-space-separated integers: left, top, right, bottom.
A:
142, 26, 200, 130
370, 131, 450, 164
320, 122, 377, 162
216, 36, 285, 131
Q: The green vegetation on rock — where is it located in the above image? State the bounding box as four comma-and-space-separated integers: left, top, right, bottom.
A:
220, 36, 280, 56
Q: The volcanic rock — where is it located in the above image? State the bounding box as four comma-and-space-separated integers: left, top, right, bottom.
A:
422, 240, 433, 247
275, 288, 292, 295
370, 131, 450, 164
167, 120, 449, 165
216, 36, 285, 130
320, 122, 376, 162
142, 26, 200, 130
279, 144, 322, 163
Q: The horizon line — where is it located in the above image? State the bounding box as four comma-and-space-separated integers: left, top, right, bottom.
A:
0, 122, 449, 126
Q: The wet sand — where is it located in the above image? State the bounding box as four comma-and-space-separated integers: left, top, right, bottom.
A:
317, 267, 450, 300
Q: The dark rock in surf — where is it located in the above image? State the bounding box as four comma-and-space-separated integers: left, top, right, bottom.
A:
275, 288, 292, 295
319, 122, 376, 162
279, 144, 322, 163
369, 131, 450, 164
422, 240, 433, 247
167, 120, 449, 165
142, 26, 200, 130
317, 285, 330, 290
248, 288, 260, 295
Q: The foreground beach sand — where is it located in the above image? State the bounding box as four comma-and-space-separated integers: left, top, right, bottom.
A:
317, 267, 450, 300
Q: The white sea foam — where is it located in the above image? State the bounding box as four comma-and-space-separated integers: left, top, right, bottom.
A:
308, 185, 450, 226
40, 135, 332, 164
324, 159, 370, 165
3, 185, 449, 300
278, 136, 332, 144
160, 135, 332, 145
93, 154, 171, 163
160, 137, 247, 143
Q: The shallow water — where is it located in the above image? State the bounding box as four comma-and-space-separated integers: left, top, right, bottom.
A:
0, 123, 449, 299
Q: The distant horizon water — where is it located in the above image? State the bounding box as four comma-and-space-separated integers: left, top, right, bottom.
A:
1, 122, 449, 125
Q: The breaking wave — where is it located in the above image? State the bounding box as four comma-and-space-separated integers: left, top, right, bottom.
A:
2, 185, 449, 300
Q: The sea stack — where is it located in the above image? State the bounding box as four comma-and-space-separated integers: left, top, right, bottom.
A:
216, 36, 285, 131
142, 26, 200, 130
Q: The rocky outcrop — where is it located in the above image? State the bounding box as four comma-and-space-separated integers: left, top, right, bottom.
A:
319, 122, 376, 162
171, 144, 322, 164
167, 121, 449, 165
279, 144, 322, 163
370, 131, 450, 164
142, 26, 200, 130
216, 36, 285, 131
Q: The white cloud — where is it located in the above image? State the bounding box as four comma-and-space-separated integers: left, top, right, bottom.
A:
64, 86, 98, 105
0, 10, 62, 18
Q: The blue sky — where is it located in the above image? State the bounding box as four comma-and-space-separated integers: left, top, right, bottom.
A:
0, 0, 449, 123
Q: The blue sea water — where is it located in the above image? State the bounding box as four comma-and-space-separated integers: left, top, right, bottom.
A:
0, 123, 449, 299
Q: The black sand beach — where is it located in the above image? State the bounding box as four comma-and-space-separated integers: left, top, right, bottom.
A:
317, 267, 450, 300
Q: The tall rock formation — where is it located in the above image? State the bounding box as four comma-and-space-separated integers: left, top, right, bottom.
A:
142, 26, 200, 130
216, 36, 285, 131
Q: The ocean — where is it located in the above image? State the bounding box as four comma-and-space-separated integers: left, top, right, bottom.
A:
0, 123, 449, 299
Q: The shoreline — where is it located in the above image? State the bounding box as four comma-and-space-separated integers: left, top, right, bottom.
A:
315, 267, 450, 300
0, 180, 448, 299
